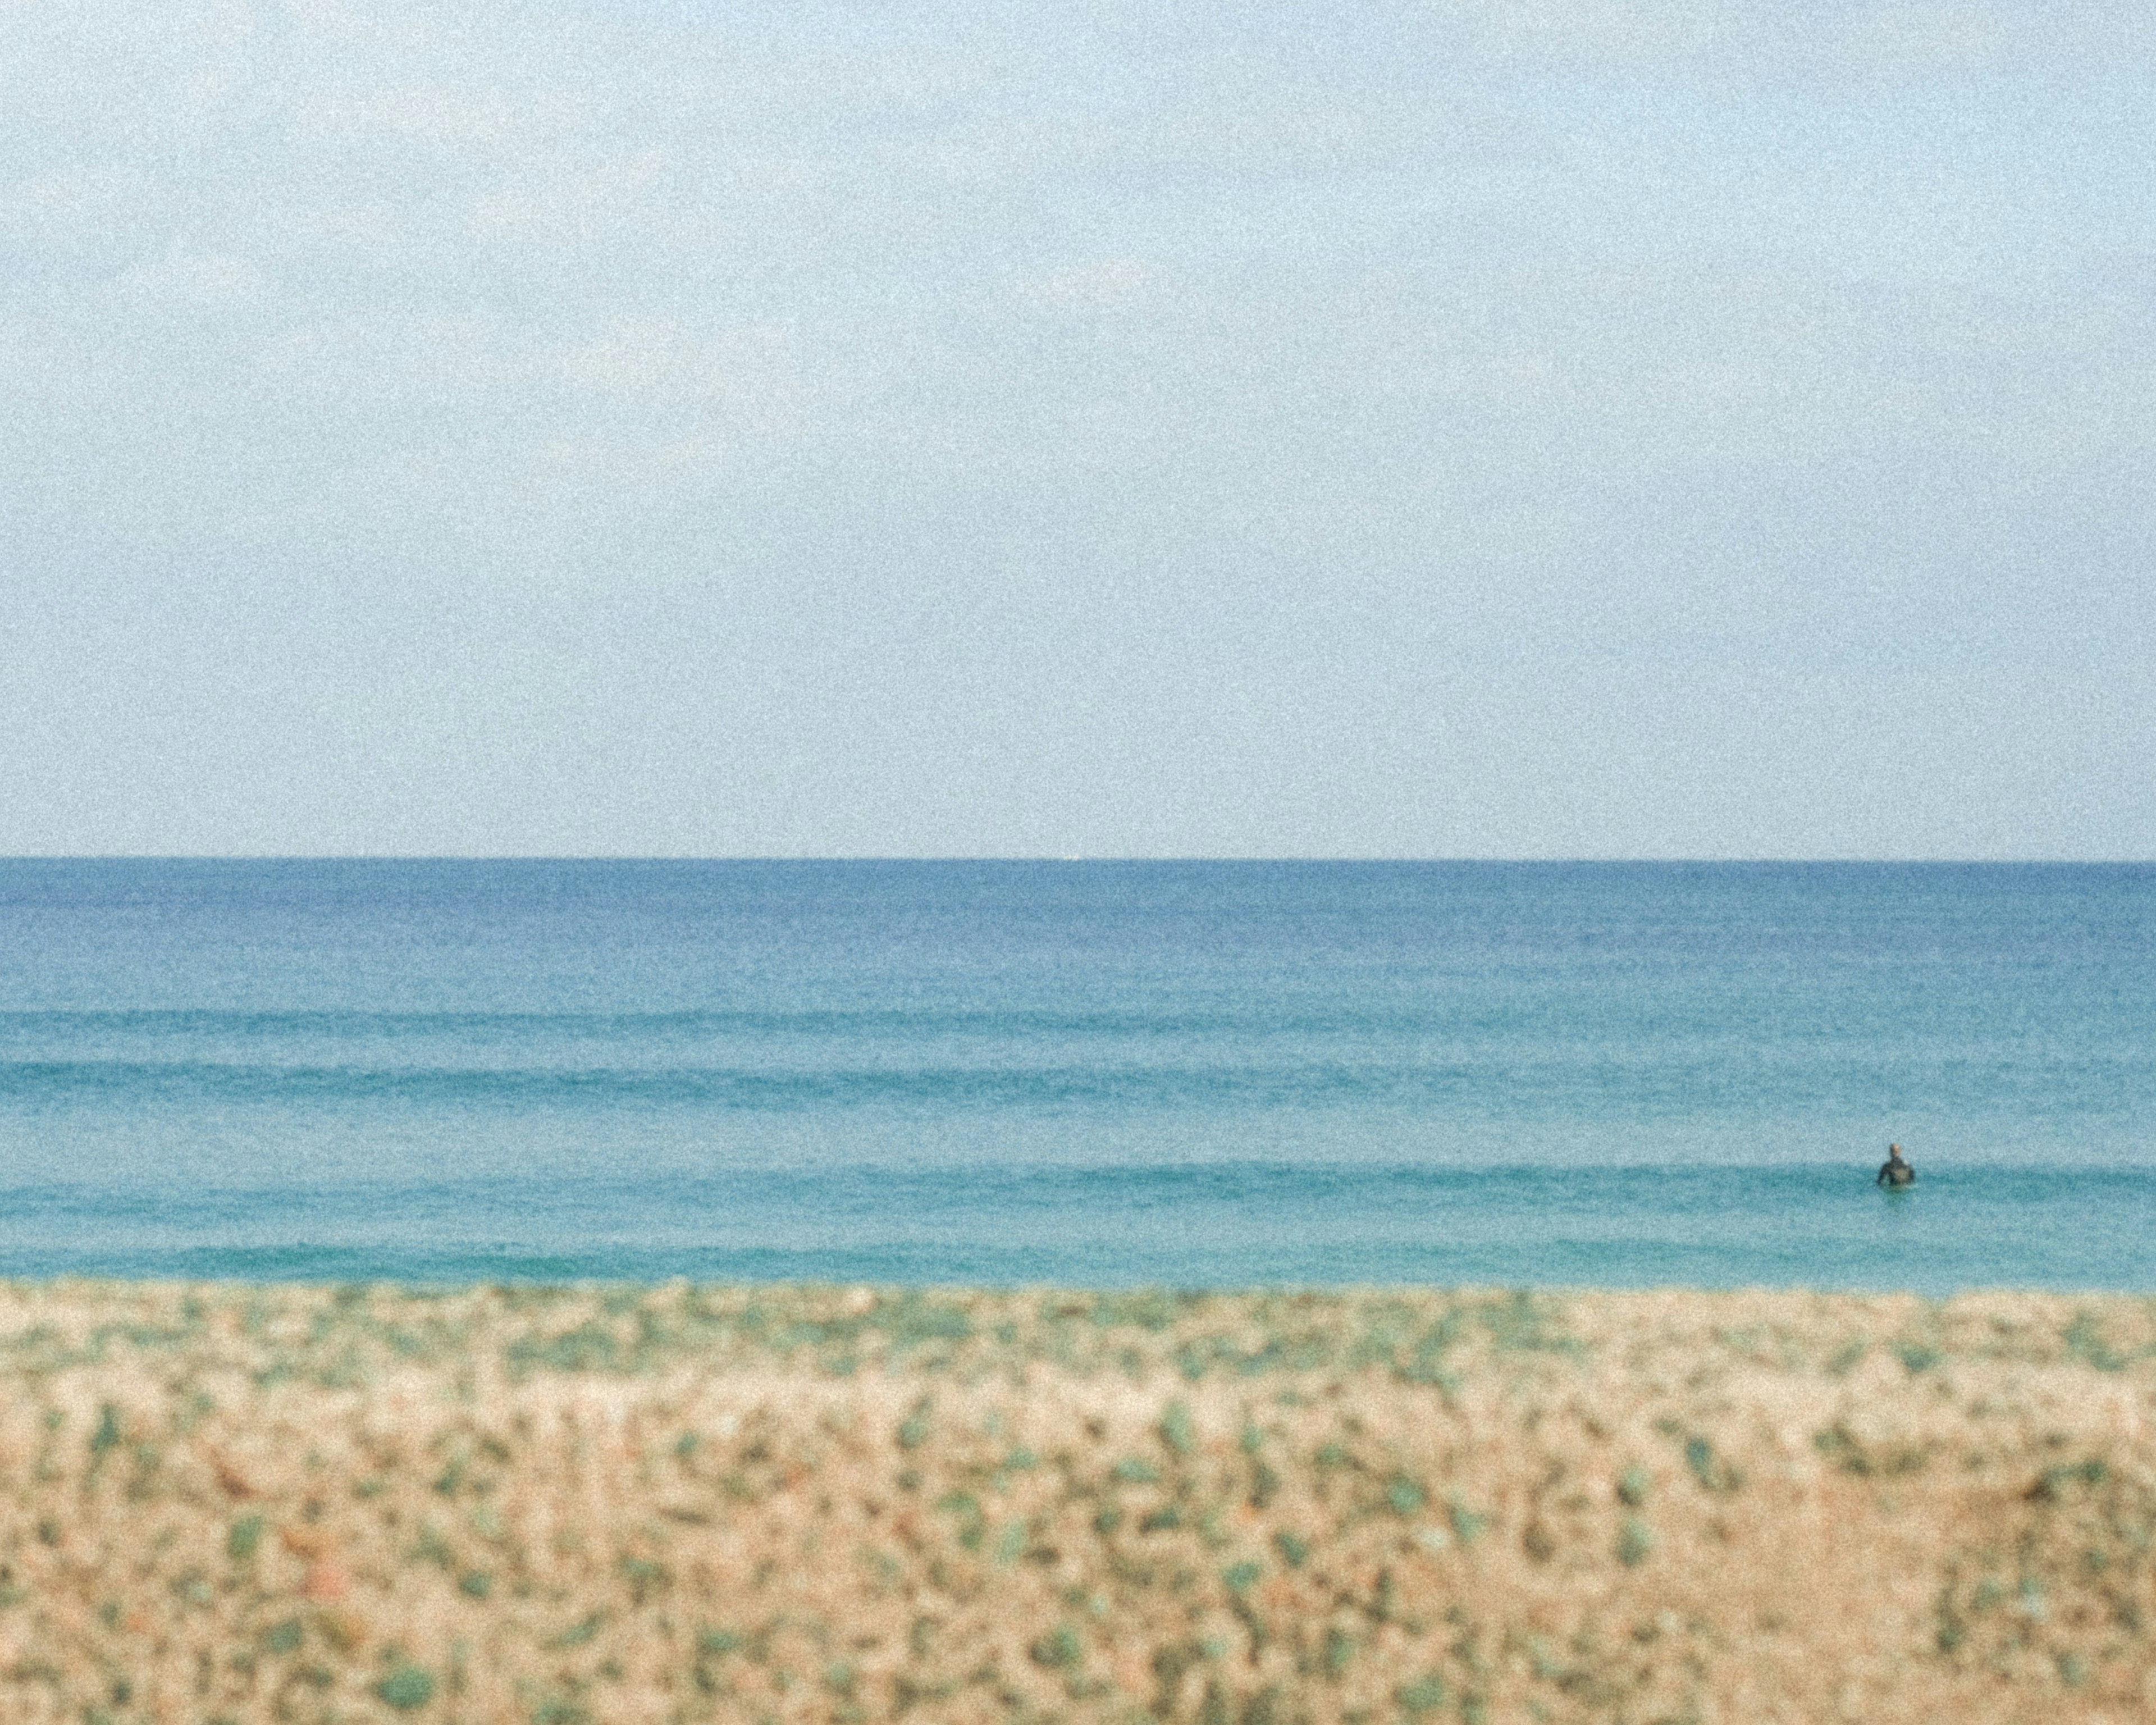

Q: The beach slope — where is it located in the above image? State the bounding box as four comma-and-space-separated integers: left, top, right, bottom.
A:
1, 1283, 2150, 1723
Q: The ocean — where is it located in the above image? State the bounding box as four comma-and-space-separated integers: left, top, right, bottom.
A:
0, 859, 2148, 1290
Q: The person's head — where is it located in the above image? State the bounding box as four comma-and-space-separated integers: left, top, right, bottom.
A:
1888, 1143, 1903, 1159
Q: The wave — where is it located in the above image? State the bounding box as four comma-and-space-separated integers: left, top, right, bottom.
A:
1, 1055, 2146, 1120
2, 1162, 2150, 1290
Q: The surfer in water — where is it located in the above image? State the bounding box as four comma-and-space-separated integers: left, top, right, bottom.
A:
1876, 1143, 1914, 1188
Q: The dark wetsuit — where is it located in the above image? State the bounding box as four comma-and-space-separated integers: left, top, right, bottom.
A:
1877, 1157, 1915, 1187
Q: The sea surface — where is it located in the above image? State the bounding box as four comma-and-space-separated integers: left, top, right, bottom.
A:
0, 860, 2149, 1290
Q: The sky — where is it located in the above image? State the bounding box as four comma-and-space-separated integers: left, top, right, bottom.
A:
2, 0, 2152, 858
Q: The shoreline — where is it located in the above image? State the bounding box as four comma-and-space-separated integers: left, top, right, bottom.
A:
1, 1281, 2149, 1722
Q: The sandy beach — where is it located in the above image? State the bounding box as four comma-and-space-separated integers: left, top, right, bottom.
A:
0, 1280, 2149, 1724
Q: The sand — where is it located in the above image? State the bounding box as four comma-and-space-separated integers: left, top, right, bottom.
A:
0, 1281, 2150, 1724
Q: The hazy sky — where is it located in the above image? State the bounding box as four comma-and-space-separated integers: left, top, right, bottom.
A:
4, 1, 2152, 857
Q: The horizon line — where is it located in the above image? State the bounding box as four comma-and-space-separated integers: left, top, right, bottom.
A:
4, 855, 2153, 868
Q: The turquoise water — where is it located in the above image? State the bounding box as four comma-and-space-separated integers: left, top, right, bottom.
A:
1, 860, 2149, 1290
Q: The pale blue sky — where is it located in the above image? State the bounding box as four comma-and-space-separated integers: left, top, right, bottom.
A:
4, 1, 2152, 856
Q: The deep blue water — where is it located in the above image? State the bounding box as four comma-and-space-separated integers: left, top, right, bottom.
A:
0, 860, 2149, 1290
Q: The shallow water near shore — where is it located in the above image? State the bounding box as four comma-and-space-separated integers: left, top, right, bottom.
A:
2, 859, 2150, 1288
0, 1163, 2147, 1292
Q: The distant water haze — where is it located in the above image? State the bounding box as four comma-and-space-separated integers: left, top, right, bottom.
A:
0, 860, 2149, 1288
